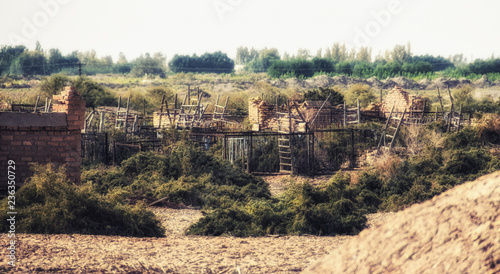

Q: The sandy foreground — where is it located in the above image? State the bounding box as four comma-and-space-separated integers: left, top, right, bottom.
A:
0, 174, 392, 274
0, 207, 390, 273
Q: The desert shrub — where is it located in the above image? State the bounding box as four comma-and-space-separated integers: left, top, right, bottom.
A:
345, 84, 376, 107
453, 85, 475, 112
379, 194, 404, 212
188, 175, 367, 237
83, 142, 272, 210
476, 113, 500, 144
444, 148, 491, 177
0, 164, 164, 237
251, 137, 279, 173
73, 76, 117, 107
426, 120, 448, 133
302, 86, 344, 106
403, 178, 433, 205
39, 73, 69, 96
356, 189, 382, 213
187, 206, 262, 237
443, 127, 480, 149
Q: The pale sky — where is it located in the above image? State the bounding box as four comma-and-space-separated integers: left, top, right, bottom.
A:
1, 0, 499, 62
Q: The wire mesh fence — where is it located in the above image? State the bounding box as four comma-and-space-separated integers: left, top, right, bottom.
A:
82, 128, 379, 174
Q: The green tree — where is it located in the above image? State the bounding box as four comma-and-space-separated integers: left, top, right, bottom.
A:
246, 48, 280, 72
303, 87, 344, 106
296, 48, 311, 60
0, 45, 26, 75
132, 53, 167, 77
39, 74, 70, 96
236, 46, 251, 65
73, 76, 116, 107
10, 50, 48, 75
169, 51, 234, 74
453, 85, 475, 112
345, 84, 376, 107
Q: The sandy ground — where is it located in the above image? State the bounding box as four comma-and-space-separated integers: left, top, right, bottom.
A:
1, 209, 392, 273
0, 174, 391, 273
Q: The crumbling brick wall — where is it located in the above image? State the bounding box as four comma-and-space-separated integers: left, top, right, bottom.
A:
382, 86, 425, 115
249, 98, 276, 131
0, 86, 86, 187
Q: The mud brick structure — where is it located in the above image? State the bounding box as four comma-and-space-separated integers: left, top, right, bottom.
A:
0, 86, 86, 187
382, 85, 426, 114
249, 98, 276, 131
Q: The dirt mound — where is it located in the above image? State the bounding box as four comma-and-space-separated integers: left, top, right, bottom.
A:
391, 77, 419, 90
306, 75, 336, 87
304, 171, 500, 274
475, 75, 491, 88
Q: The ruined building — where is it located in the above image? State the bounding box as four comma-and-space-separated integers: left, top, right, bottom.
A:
382, 85, 426, 115
0, 86, 86, 187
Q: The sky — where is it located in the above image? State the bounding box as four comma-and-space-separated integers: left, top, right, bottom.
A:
0, 0, 499, 63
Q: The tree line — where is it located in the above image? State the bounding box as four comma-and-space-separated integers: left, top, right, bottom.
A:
1, 41, 499, 79
237, 43, 500, 79
0, 42, 235, 78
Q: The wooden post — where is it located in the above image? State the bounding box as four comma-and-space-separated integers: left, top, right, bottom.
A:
124, 97, 130, 134
357, 99, 361, 124
437, 87, 444, 115
34, 96, 40, 113
158, 94, 165, 128
223, 135, 227, 160
99, 112, 105, 132
457, 105, 463, 131
115, 96, 121, 129
350, 128, 355, 168
447, 85, 454, 132
247, 133, 252, 173
343, 101, 347, 127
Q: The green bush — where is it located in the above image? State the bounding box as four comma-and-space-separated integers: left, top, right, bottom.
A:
83, 142, 272, 210
444, 148, 491, 176
0, 164, 164, 237
73, 76, 117, 107
443, 127, 480, 149
187, 175, 367, 237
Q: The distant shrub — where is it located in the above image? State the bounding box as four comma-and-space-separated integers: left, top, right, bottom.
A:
39, 73, 69, 96
0, 164, 164, 237
476, 113, 500, 144
73, 76, 117, 107
345, 84, 376, 107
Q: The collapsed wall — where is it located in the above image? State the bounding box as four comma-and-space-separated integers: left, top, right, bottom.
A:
249, 98, 276, 131
0, 86, 86, 187
382, 85, 426, 115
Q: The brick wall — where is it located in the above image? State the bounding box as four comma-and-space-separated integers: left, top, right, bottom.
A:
382, 86, 425, 116
0, 86, 86, 187
249, 98, 276, 131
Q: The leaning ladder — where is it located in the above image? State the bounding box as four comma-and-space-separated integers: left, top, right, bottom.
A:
277, 99, 293, 174
377, 105, 406, 151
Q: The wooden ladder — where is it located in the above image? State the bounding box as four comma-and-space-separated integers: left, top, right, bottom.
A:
377, 105, 406, 151
213, 95, 229, 121
177, 88, 204, 128
115, 96, 131, 133
343, 99, 361, 126
277, 98, 293, 174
